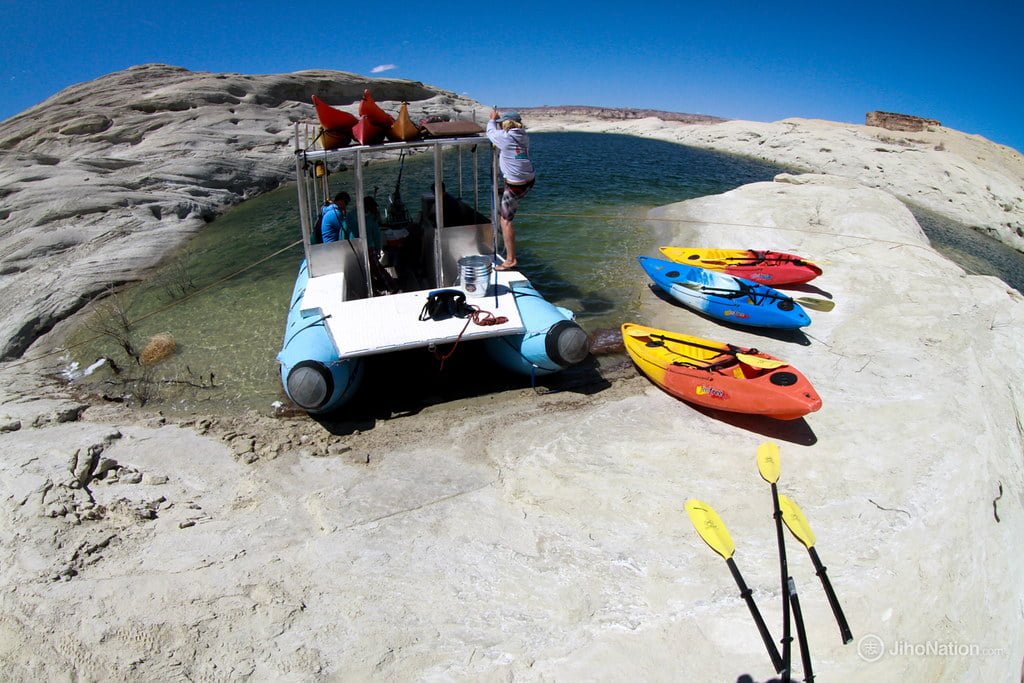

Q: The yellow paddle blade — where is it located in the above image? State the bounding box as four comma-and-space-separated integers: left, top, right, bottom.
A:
685, 499, 735, 560
756, 442, 781, 484
795, 296, 836, 312
736, 353, 788, 370
778, 494, 816, 549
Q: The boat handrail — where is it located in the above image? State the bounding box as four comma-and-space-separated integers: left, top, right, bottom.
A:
296, 134, 487, 162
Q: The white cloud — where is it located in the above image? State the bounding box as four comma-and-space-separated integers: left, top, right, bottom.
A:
371, 64, 397, 73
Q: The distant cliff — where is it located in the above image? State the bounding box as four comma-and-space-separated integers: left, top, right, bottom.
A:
866, 110, 942, 132
514, 105, 725, 125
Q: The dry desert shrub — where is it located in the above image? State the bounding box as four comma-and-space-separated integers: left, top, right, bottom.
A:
140, 333, 177, 365
86, 287, 139, 364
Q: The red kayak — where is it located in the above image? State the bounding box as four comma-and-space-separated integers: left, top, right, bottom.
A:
352, 115, 386, 145
659, 247, 823, 286
359, 90, 395, 128
312, 95, 358, 131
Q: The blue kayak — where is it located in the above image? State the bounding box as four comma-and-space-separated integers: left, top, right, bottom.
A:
638, 256, 811, 329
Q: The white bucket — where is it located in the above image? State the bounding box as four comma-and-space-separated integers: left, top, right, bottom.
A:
458, 255, 492, 298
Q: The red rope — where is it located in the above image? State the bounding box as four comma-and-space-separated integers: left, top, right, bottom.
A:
434, 305, 509, 369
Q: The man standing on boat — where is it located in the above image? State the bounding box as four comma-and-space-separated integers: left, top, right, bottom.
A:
487, 110, 535, 271
321, 191, 350, 243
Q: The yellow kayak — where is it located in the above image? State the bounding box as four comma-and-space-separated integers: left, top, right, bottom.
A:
622, 323, 822, 420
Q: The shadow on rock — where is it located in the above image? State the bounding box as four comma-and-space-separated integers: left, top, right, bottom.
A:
688, 403, 819, 445
780, 282, 834, 299
310, 340, 611, 436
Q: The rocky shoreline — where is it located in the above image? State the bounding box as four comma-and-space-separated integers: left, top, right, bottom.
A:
1, 67, 1023, 681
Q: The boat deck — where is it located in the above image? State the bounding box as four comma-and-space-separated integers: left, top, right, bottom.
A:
302, 269, 528, 359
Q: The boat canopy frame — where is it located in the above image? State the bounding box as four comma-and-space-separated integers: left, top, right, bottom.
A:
293, 125, 501, 297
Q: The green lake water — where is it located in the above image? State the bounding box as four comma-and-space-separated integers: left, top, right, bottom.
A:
64, 132, 1024, 415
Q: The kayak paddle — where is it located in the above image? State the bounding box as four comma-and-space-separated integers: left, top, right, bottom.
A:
699, 256, 830, 268
678, 281, 836, 312
787, 577, 815, 683
685, 499, 784, 674
756, 442, 793, 682
645, 332, 791, 370
734, 353, 789, 370
778, 494, 854, 644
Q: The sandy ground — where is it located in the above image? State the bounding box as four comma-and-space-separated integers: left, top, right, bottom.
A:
2, 121, 1024, 681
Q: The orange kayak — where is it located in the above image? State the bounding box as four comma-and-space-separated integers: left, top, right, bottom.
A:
387, 102, 420, 142
320, 127, 352, 150
622, 323, 821, 420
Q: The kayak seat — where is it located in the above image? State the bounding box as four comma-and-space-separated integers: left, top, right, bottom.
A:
732, 363, 768, 379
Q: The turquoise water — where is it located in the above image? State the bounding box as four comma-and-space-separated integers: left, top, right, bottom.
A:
908, 204, 1024, 292
66, 132, 1023, 415
66, 133, 784, 413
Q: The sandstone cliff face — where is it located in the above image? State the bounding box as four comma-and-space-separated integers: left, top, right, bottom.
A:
0, 64, 485, 360
865, 110, 941, 132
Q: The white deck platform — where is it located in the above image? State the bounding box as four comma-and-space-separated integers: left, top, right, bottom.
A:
300, 269, 528, 359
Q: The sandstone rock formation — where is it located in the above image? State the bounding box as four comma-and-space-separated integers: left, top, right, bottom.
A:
865, 110, 941, 132
0, 64, 488, 360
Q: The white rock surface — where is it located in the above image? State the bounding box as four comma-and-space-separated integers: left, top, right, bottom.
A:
1, 169, 1021, 681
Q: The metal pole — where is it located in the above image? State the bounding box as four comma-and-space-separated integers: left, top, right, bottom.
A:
433, 143, 445, 287
491, 144, 500, 309
457, 145, 464, 198
472, 145, 479, 215
355, 150, 374, 297
491, 146, 500, 259
294, 125, 312, 263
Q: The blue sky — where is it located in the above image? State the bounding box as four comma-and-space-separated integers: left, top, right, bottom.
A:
2, 1, 1022, 152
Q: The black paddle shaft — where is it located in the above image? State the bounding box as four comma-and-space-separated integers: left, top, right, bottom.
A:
787, 577, 815, 683
771, 484, 793, 682
809, 546, 854, 644
726, 556, 784, 674
692, 283, 792, 306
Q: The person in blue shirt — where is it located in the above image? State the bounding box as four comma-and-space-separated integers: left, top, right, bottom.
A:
321, 191, 350, 243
